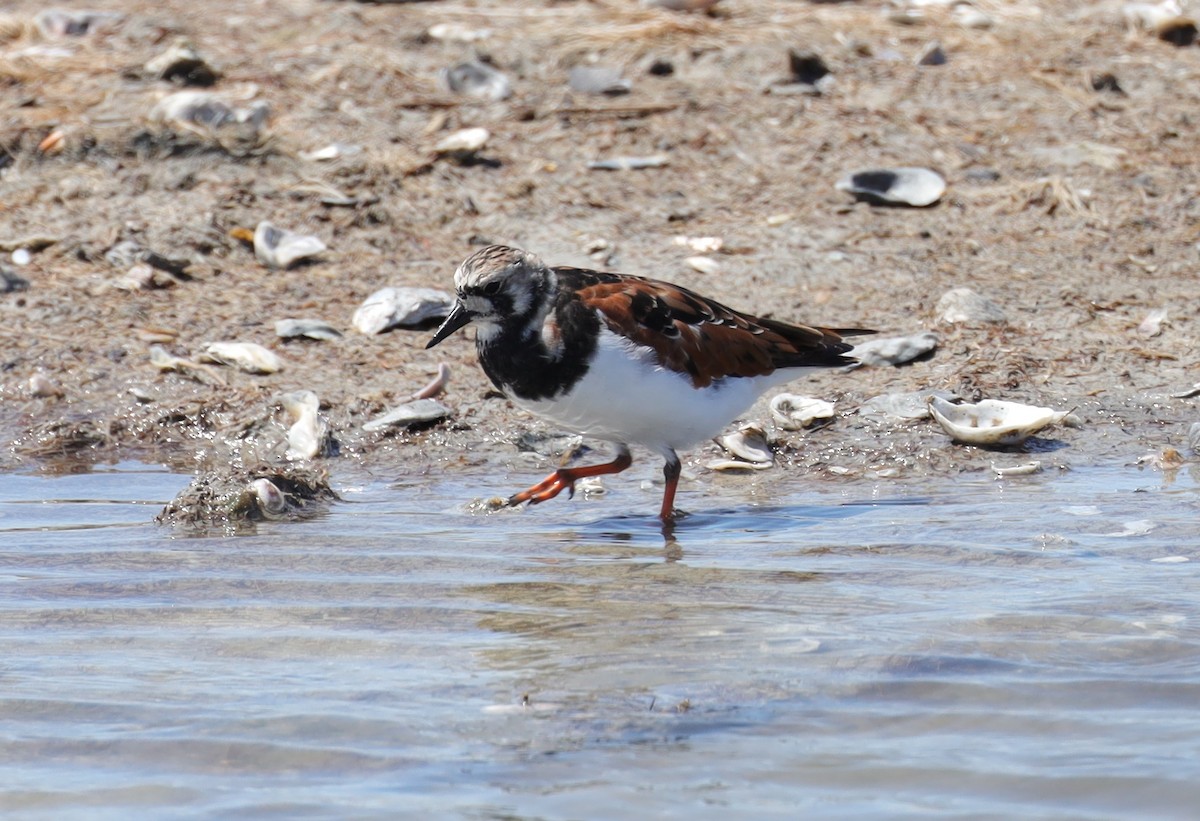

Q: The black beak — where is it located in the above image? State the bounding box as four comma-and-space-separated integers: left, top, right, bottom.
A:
426, 301, 472, 349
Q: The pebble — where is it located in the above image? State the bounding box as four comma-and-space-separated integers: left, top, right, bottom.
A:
363, 399, 451, 432
254, 221, 327, 270
353, 287, 454, 335
935, 288, 1007, 324
275, 318, 342, 341
850, 331, 938, 367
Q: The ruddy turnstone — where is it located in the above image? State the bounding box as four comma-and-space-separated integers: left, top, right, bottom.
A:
427, 245, 873, 521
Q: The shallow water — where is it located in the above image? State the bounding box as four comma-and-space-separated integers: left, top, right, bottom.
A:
1, 461, 1198, 819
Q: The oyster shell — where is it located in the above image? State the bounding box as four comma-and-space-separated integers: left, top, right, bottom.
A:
254, 221, 326, 270
850, 332, 938, 367
201, 342, 283, 374
715, 425, 773, 465
442, 61, 512, 101
770, 394, 834, 430
836, 167, 945, 207
275, 318, 342, 341
935, 288, 1006, 324
363, 399, 451, 432
928, 396, 1070, 446
353, 287, 453, 335
280, 389, 332, 460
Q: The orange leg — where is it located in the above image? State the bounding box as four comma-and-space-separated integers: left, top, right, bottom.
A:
659, 450, 682, 521
508, 445, 633, 508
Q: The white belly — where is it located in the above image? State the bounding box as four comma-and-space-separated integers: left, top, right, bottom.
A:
514, 328, 804, 452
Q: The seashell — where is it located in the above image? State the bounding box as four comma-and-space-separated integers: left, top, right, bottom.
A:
280, 390, 332, 460
860, 389, 956, 421
253, 221, 326, 270
299, 142, 361, 162
35, 9, 122, 38
1, 265, 29, 293
145, 38, 218, 86
716, 425, 773, 465
110, 263, 174, 292
150, 91, 270, 133
410, 363, 450, 401
686, 256, 720, 275
935, 288, 1006, 324
1136, 308, 1168, 338
770, 394, 834, 430
1124, 1, 1183, 31
1172, 383, 1200, 399
201, 342, 284, 374
673, 235, 723, 253
28, 373, 64, 398
851, 331, 938, 367
954, 5, 994, 29
275, 318, 342, 341
836, 167, 945, 207
1188, 422, 1200, 456
928, 396, 1070, 446
588, 155, 669, 171
434, 127, 489, 155
707, 459, 773, 472
568, 66, 631, 96
363, 399, 451, 432
991, 461, 1043, 478
250, 478, 288, 516
353, 287, 453, 335
128, 386, 155, 403
426, 23, 492, 43
442, 61, 512, 101
916, 42, 946, 66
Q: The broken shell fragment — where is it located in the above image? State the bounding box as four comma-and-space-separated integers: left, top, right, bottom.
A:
363, 399, 451, 432
716, 425, 774, 465
587, 155, 669, 171
35, 9, 123, 38
770, 394, 834, 430
434, 127, 490, 155
427, 23, 492, 43
860, 389, 956, 422
568, 66, 631, 96
1188, 422, 1200, 456
253, 221, 326, 270
145, 38, 219, 86
201, 342, 284, 374
851, 331, 938, 367
275, 318, 342, 341
992, 461, 1043, 478
707, 459, 773, 472
353, 287, 453, 335
443, 61, 512, 101
935, 288, 1007, 324
686, 256, 720, 275
928, 396, 1070, 446
836, 167, 945, 207
29, 373, 64, 398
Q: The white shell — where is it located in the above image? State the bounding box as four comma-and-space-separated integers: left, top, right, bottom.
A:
991, 461, 1043, 477
568, 66, 631, 95
716, 425, 773, 465
275, 318, 342, 340
250, 478, 287, 515
770, 394, 834, 430
150, 91, 270, 132
928, 396, 1070, 446
850, 332, 938, 367
707, 458, 773, 472
363, 399, 451, 432
442, 61, 512, 101
435, 127, 490, 155
673, 236, 724, 253
685, 256, 720, 275
353, 287, 453, 335
254, 221, 327, 270
935, 288, 1007, 324
29, 373, 64, 398
860, 389, 956, 421
280, 390, 328, 460
836, 167, 945, 207
427, 23, 492, 43
201, 342, 283, 374
1136, 308, 1168, 338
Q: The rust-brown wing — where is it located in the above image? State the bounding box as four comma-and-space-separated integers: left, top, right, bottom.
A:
568, 270, 868, 388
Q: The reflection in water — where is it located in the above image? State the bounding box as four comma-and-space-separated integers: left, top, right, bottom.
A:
0, 463, 1198, 817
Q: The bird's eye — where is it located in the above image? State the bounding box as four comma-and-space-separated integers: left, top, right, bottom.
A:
482, 281, 502, 296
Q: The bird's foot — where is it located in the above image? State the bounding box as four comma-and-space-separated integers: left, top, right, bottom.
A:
507, 470, 577, 508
